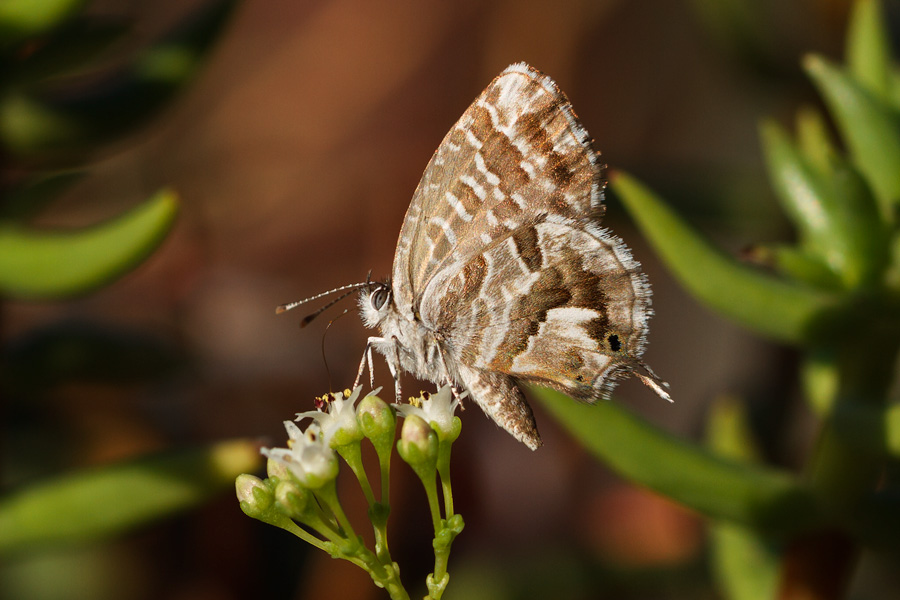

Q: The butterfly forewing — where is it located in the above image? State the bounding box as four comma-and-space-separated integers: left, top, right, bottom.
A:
392, 63, 605, 316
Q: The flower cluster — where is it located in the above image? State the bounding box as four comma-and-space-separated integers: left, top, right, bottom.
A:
236, 386, 464, 600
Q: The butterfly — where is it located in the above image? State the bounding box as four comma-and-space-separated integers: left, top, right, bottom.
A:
286, 63, 670, 450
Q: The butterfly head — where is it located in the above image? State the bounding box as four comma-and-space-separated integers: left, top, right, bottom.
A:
359, 281, 394, 329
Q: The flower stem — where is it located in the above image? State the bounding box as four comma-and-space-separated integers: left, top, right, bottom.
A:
314, 480, 358, 544
437, 439, 454, 517
338, 443, 376, 506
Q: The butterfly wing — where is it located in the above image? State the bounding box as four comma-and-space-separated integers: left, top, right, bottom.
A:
420, 215, 651, 401
387, 63, 663, 448
391, 63, 605, 316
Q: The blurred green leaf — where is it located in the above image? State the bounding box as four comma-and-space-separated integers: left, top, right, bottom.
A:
845, 0, 892, 102
0, 188, 178, 299
1, 170, 83, 219
0, 0, 237, 157
753, 244, 842, 290
534, 387, 822, 533
610, 171, 838, 345
804, 54, 900, 216
760, 120, 888, 289
705, 396, 761, 462
0, 0, 87, 49
830, 402, 900, 460
705, 398, 781, 600
0, 439, 262, 555
760, 122, 836, 268
795, 106, 838, 178
801, 351, 840, 417
710, 522, 780, 600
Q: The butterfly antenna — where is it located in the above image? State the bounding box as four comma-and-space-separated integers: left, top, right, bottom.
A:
276, 281, 370, 315
321, 308, 350, 392
634, 360, 673, 403
299, 288, 359, 328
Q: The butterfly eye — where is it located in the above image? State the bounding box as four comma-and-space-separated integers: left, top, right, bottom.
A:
370, 287, 390, 311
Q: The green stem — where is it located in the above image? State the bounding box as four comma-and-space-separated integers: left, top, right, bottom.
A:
428, 514, 464, 600
437, 440, 454, 517
313, 481, 358, 545
375, 437, 392, 505
369, 502, 392, 564
338, 443, 376, 506
362, 439, 393, 563
312, 482, 409, 598
421, 472, 442, 534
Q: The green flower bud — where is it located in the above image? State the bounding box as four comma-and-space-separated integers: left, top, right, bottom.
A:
235, 474, 274, 518
357, 393, 396, 455
266, 456, 291, 481
397, 415, 439, 470
274, 479, 311, 520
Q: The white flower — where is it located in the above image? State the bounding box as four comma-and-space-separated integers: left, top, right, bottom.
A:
261, 421, 338, 489
296, 387, 369, 448
395, 385, 463, 441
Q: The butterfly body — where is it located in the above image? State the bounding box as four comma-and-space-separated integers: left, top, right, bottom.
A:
355, 63, 670, 450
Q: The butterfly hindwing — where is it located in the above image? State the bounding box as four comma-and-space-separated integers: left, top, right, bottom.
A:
420, 215, 650, 403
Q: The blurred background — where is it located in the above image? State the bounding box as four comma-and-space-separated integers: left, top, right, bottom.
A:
3, 0, 897, 598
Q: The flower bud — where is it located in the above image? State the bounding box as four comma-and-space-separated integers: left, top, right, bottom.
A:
236, 474, 273, 518
274, 479, 311, 520
397, 415, 438, 470
357, 392, 396, 455
266, 456, 292, 480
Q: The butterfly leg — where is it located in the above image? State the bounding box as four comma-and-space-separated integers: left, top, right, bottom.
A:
387, 336, 403, 403
434, 343, 466, 408
354, 337, 381, 390
356, 336, 404, 403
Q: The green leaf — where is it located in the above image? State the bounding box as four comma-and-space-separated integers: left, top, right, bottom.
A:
0, 439, 262, 555
0, 188, 178, 299
760, 122, 835, 263
845, 0, 892, 102
830, 402, 900, 460
800, 351, 840, 417
534, 387, 822, 533
705, 398, 780, 600
795, 106, 839, 177
804, 54, 900, 216
752, 244, 842, 290
610, 171, 838, 345
760, 120, 888, 289
710, 522, 780, 600
0, 0, 88, 49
